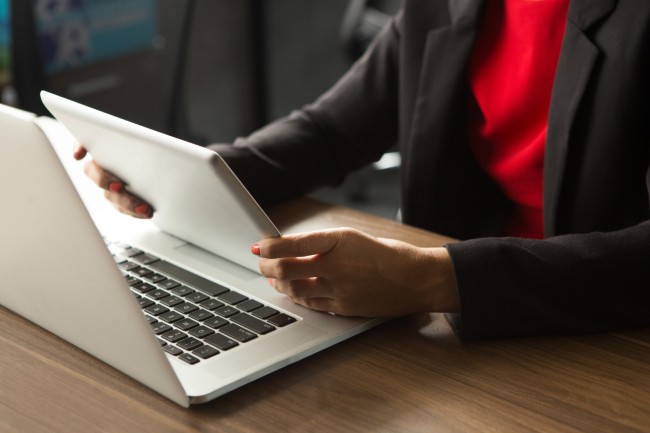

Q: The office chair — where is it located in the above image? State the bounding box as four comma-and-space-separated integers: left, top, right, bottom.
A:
340, 0, 402, 203
341, 0, 400, 62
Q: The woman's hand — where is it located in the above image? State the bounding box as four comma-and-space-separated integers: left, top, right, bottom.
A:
252, 228, 459, 317
73, 145, 154, 218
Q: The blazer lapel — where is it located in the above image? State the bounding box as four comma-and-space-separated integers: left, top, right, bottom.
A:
401, 0, 483, 141
404, 0, 483, 135
403, 0, 484, 224
544, 0, 618, 236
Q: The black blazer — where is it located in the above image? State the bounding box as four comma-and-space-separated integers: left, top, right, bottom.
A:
213, 0, 650, 340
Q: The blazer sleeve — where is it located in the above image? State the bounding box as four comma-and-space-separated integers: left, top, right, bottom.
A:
210, 12, 402, 207
446, 217, 650, 340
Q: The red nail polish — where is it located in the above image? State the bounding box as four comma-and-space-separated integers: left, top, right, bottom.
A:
251, 243, 261, 255
268, 278, 274, 286
135, 204, 150, 217
109, 182, 123, 193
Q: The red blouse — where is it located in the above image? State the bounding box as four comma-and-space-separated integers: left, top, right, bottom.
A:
468, 0, 570, 239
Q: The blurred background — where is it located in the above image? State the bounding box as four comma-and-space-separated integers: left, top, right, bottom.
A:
2, 0, 401, 219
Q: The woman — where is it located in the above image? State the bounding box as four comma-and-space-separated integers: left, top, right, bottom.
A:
76, 0, 650, 340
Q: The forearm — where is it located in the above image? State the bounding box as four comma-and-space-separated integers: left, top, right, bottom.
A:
209, 12, 402, 207
209, 111, 349, 207
447, 221, 650, 340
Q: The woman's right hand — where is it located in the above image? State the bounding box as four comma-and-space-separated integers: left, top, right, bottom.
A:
73, 145, 154, 219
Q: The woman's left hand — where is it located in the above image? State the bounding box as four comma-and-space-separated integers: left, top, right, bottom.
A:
252, 228, 459, 317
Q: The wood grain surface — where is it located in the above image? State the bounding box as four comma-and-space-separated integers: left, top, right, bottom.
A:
1, 198, 648, 433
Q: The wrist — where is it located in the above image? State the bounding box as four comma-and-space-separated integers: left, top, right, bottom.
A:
421, 247, 460, 313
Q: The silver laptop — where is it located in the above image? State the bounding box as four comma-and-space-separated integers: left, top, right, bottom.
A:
0, 100, 381, 407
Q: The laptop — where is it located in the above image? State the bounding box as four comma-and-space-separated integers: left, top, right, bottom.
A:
0, 99, 381, 407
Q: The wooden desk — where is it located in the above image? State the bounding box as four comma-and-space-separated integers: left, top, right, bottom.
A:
1, 198, 649, 433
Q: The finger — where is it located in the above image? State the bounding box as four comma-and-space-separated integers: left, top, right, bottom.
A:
259, 255, 329, 281
73, 145, 87, 160
104, 190, 154, 219
257, 229, 347, 259
271, 277, 333, 299
83, 159, 125, 193
287, 296, 338, 314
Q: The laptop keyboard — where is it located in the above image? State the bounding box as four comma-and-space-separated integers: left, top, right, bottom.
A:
107, 240, 298, 366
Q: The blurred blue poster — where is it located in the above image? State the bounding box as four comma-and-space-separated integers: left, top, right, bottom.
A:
33, 0, 158, 73
0, 0, 10, 87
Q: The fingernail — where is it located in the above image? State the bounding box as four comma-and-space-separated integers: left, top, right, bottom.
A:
135, 203, 151, 217
73, 148, 85, 160
109, 182, 124, 193
251, 243, 261, 255
268, 278, 274, 286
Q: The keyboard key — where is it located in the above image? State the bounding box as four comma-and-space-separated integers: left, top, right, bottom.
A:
122, 248, 143, 258
219, 324, 257, 342
175, 302, 199, 314
185, 292, 209, 304
175, 319, 199, 331
147, 289, 169, 300
131, 253, 160, 265
171, 286, 195, 297
144, 304, 169, 316
205, 333, 239, 351
132, 267, 154, 278
151, 323, 172, 335
189, 326, 215, 339
163, 345, 183, 356
144, 315, 157, 324
125, 276, 141, 286
162, 330, 187, 343
192, 345, 219, 359
215, 306, 239, 318
157, 279, 181, 290
199, 299, 224, 310
118, 261, 139, 271
251, 306, 279, 320
203, 316, 229, 329
188, 309, 214, 322
159, 311, 184, 323
218, 291, 248, 305
132, 282, 155, 294
178, 353, 200, 365
156, 338, 167, 346
231, 313, 276, 335
149, 260, 230, 296
268, 313, 297, 327
177, 337, 203, 351
138, 298, 155, 309
144, 273, 167, 284
237, 299, 263, 312
159, 295, 184, 307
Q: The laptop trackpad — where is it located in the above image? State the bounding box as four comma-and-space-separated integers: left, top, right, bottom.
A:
173, 243, 259, 282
